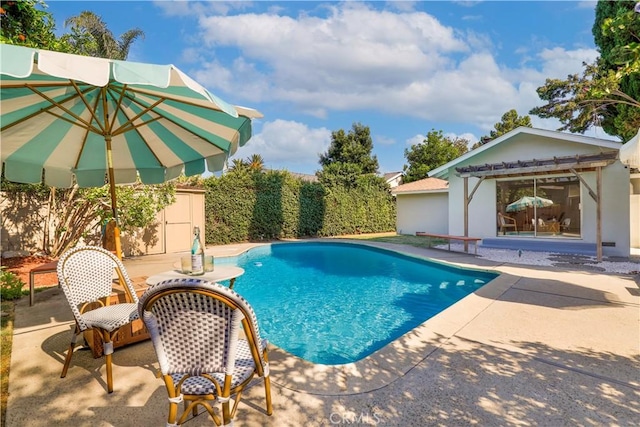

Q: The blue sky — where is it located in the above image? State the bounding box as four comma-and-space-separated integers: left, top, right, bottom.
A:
45, 1, 610, 175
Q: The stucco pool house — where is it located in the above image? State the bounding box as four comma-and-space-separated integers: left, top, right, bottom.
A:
393, 127, 640, 259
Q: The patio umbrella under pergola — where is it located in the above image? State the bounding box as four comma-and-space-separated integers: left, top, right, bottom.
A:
1, 44, 262, 258
506, 196, 554, 212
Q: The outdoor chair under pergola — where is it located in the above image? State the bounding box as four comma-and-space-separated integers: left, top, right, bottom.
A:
498, 212, 518, 235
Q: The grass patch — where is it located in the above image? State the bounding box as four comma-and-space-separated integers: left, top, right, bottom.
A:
347, 233, 448, 248
1, 301, 15, 427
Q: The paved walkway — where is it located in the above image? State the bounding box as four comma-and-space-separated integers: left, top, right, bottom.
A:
6, 241, 640, 426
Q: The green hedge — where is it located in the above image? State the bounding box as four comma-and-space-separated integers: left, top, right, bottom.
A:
203, 170, 396, 244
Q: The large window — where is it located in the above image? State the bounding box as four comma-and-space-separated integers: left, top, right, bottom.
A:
496, 176, 580, 237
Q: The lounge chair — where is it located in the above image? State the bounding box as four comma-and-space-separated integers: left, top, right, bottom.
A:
57, 245, 139, 393
138, 278, 273, 426
498, 212, 518, 235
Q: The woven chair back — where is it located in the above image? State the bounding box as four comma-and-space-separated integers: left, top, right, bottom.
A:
139, 279, 267, 376
57, 245, 137, 330
143, 289, 239, 374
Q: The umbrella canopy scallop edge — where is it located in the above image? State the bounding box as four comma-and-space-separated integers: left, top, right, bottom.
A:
1, 44, 262, 189
1, 44, 263, 257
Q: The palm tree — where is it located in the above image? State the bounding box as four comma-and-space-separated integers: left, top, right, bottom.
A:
246, 154, 265, 172
228, 158, 248, 172
53, 11, 145, 254
63, 11, 144, 60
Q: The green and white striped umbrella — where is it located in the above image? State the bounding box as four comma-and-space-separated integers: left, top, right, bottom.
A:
1, 43, 261, 199
506, 196, 553, 212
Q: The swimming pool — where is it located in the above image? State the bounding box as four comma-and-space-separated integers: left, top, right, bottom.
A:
228, 242, 498, 365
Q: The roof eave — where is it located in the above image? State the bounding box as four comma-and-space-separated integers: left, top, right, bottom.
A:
392, 188, 449, 195
428, 127, 623, 179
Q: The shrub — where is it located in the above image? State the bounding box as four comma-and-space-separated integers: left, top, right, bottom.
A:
0, 268, 25, 301
203, 169, 396, 244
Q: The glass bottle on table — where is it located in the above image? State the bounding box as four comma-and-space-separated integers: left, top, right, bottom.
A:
191, 226, 205, 276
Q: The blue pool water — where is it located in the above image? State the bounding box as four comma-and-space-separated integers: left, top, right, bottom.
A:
226, 242, 498, 365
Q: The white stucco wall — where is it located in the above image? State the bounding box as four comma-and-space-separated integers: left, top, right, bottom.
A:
396, 192, 448, 235
578, 163, 630, 256
444, 133, 631, 256
631, 195, 640, 248
387, 175, 403, 188
447, 176, 497, 237
631, 175, 640, 248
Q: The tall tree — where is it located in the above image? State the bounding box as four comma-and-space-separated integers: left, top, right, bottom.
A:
593, 1, 639, 73
0, 0, 70, 50
593, 0, 640, 139
317, 123, 381, 188
63, 10, 144, 60
530, 0, 639, 141
403, 130, 468, 184
473, 109, 532, 148
319, 123, 379, 173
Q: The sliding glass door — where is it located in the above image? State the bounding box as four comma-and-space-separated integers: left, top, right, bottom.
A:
496, 176, 580, 237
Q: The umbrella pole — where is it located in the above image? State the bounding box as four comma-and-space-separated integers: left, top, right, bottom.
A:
106, 135, 123, 260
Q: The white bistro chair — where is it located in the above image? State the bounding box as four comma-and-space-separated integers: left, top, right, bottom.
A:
57, 245, 139, 393
138, 278, 273, 426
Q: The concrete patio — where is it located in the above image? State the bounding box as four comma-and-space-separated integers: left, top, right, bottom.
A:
5, 241, 640, 426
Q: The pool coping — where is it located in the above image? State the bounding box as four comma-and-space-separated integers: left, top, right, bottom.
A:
10, 239, 639, 426
224, 238, 513, 395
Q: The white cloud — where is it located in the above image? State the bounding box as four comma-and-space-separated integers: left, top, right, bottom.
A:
406, 134, 426, 147
537, 47, 598, 79
190, 57, 270, 102
180, 47, 201, 64
190, 3, 468, 108
447, 131, 479, 148
577, 1, 597, 10
232, 119, 331, 173
375, 135, 396, 146
153, 0, 208, 17
154, 0, 254, 17
453, 1, 483, 7
506, 46, 598, 132
386, 1, 418, 12
172, 3, 599, 135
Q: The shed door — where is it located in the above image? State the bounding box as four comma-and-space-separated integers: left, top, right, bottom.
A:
165, 192, 193, 253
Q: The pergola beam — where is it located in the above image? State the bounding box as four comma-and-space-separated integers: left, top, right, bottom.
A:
453, 152, 613, 262
455, 151, 618, 179
457, 160, 614, 179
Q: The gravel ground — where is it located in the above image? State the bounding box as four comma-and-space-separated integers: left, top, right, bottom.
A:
437, 243, 640, 275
